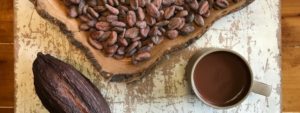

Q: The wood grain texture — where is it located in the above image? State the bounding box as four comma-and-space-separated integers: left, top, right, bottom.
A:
0, 108, 14, 113
282, 0, 300, 17
0, 44, 14, 106
15, 0, 280, 112
0, 0, 13, 43
282, 47, 300, 111
282, 17, 300, 47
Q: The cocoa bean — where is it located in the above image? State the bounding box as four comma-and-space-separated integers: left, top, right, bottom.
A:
125, 27, 139, 38
95, 22, 111, 31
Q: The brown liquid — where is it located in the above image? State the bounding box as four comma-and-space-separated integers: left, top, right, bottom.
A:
194, 51, 251, 107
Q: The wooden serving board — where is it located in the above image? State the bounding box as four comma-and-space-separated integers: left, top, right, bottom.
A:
15, 0, 281, 112
30, 0, 254, 82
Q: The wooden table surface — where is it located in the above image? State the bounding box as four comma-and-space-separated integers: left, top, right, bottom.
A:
0, 0, 299, 112
15, 0, 280, 113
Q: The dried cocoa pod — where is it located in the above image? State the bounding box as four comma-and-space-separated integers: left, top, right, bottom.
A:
33, 53, 111, 113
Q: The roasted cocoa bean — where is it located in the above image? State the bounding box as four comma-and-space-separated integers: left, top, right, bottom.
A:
105, 4, 120, 15
87, 7, 99, 18
111, 21, 126, 27
168, 17, 182, 29
136, 21, 147, 28
146, 3, 160, 18
125, 27, 139, 38
88, 37, 103, 50
106, 31, 118, 45
164, 6, 175, 19
127, 10, 137, 27
199, 1, 209, 15
166, 30, 178, 39
140, 26, 150, 37
96, 22, 111, 31
137, 7, 145, 20
215, 0, 229, 9
194, 14, 205, 26
179, 24, 195, 35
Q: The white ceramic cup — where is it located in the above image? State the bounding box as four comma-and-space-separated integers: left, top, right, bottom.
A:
185, 48, 272, 109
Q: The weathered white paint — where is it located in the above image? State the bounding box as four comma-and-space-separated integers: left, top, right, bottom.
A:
15, 0, 281, 113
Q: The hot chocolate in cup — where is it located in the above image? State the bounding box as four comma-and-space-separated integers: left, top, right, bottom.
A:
186, 48, 271, 109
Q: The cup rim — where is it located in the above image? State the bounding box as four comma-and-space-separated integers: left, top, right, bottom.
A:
190, 48, 254, 109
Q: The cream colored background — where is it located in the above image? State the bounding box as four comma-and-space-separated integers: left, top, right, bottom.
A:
15, 0, 281, 112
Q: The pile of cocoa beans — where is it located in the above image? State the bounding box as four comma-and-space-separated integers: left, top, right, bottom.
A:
63, 0, 238, 64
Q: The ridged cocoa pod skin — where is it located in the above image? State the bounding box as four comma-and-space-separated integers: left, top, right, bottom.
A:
32, 53, 111, 113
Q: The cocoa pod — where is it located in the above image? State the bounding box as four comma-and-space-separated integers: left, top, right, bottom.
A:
33, 53, 111, 113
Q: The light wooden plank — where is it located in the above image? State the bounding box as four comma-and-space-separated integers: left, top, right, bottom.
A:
282, 17, 300, 47
282, 0, 300, 17
0, 108, 14, 113
0, 21, 14, 43
282, 47, 300, 111
0, 44, 14, 106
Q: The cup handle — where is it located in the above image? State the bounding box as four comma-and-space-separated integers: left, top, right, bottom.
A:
251, 81, 272, 97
